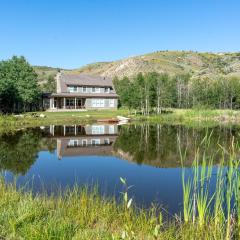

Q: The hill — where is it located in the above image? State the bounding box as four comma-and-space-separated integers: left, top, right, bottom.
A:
72, 51, 240, 79
34, 51, 240, 84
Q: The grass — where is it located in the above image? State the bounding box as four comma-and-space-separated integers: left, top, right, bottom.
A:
0, 109, 130, 133
0, 178, 237, 240
2, 108, 240, 132
179, 135, 240, 239
138, 108, 240, 127
0, 180, 165, 239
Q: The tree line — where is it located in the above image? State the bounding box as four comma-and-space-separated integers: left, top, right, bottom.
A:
0, 56, 40, 113
113, 72, 240, 114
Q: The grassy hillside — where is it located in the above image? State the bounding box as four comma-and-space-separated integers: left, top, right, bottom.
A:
34, 51, 240, 85
33, 66, 62, 85
71, 51, 240, 79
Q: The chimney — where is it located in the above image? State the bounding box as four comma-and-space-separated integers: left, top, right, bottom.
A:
56, 71, 62, 93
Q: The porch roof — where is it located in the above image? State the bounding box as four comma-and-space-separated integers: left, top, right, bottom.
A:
50, 92, 118, 98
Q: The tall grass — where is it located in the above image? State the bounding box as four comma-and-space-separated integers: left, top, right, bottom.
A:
0, 178, 165, 239
180, 134, 240, 239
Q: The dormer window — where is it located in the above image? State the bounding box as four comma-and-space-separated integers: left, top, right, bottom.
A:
91, 87, 100, 93
68, 86, 77, 92
104, 87, 110, 93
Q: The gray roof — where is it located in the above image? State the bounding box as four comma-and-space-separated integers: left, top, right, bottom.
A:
59, 73, 114, 91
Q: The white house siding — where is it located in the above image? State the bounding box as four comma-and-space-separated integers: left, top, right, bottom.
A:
85, 98, 118, 109
85, 124, 118, 135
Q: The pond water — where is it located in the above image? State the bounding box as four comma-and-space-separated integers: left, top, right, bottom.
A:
0, 123, 238, 215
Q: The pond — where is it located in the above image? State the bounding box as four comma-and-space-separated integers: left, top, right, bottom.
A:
0, 123, 238, 215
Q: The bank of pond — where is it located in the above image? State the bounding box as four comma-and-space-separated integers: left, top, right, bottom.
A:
3, 109, 240, 133
1, 123, 240, 239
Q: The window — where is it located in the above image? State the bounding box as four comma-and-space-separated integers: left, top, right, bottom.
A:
68, 139, 78, 147
104, 87, 110, 93
91, 139, 101, 145
66, 99, 75, 106
68, 86, 77, 92
83, 87, 87, 93
104, 138, 110, 145
92, 99, 105, 108
109, 125, 115, 134
82, 139, 87, 146
109, 99, 115, 107
91, 125, 105, 134
95, 88, 100, 93
66, 126, 75, 134
91, 87, 100, 93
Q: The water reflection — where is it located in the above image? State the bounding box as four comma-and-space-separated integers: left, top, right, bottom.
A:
114, 124, 237, 167
0, 124, 238, 175
0, 129, 55, 174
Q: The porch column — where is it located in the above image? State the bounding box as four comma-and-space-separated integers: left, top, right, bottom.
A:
75, 97, 77, 109
75, 125, 77, 136
63, 125, 66, 136
49, 98, 52, 109
50, 98, 54, 109
63, 97, 66, 109
50, 125, 55, 135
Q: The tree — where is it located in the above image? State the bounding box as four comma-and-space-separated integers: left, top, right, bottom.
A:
227, 77, 240, 109
114, 71, 240, 112
174, 74, 191, 108
151, 73, 175, 113
42, 75, 56, 93
113, 76, 131, 108
0, 56, 40, 112
0, 59, 18, 112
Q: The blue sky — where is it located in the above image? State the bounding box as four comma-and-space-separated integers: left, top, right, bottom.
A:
0, 0, 239, 68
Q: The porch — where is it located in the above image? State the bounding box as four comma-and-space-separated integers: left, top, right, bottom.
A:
49, 97, 86, 110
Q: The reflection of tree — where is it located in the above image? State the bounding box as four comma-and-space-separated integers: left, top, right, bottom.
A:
114, 124, 239, 168
0, 129, 56, 175
40, 138, 56, 153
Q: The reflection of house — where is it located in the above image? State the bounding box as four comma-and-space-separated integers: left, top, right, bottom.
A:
49, 124, 118, 159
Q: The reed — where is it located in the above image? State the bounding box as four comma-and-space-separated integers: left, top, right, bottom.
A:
180, 134, 240, 239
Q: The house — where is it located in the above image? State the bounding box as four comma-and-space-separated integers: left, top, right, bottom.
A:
48, 73, 118, 110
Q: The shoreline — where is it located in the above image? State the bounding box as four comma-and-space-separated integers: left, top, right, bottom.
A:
1, 108, 240, 133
